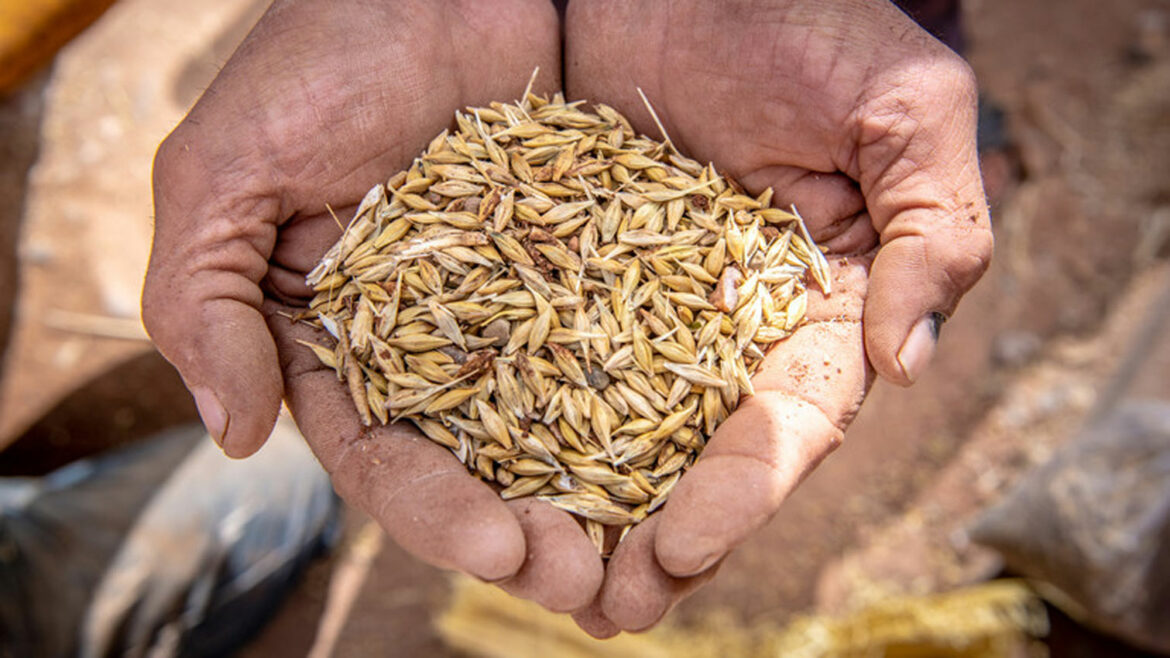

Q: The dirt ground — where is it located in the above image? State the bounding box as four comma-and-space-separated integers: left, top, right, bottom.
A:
1, 0, 1168, 655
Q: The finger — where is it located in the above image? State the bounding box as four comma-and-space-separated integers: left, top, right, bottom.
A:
852, 54, 993, 385
571, 598, 620, 639
264, 209, 350, 302
142, 132, 283, 458
738, 167, 875, 254
496, 499, 605, 613
266, 303, 526, 581
263, 265, 316, 304
598, 515, 721, 632
270, 210, 347, 275
655, 257, 873, 577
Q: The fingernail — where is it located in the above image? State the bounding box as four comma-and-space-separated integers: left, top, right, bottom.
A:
191, 386, 229, 447
896, 312, 945, 384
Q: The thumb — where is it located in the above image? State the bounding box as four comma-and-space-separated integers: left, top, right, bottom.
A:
853, 54, 993, 385
142, 129, 283, 457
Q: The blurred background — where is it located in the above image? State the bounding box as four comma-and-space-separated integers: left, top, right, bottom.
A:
1, 0, 1168, 656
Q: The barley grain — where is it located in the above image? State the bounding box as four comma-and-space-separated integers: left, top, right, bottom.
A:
302, 87, 826, 555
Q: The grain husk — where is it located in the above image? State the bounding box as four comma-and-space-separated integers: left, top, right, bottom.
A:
302, 79, 827, 555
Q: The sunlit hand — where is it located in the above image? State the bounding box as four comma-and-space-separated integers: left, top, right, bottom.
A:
565, 0, 992, 635
143, 0, 602, 613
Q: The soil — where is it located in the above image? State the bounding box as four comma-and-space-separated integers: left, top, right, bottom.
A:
1, 0, 1168, 655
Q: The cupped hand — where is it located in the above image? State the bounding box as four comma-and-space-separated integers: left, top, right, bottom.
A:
565, 0, 992, 635
143, 0, 602, 613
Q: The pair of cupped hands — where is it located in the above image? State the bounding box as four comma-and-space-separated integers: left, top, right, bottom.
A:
142, 0, 991, 637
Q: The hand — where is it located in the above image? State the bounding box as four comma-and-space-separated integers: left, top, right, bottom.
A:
565, 0, 992, 635
143, 0, 603, 613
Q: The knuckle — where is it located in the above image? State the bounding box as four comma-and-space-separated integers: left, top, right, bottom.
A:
966, 227, 995, 281
929, 53, 978, 107
973, 223, 995, 261
938, 225, 993, 294
855, 97, 919, 153
139, 272, 191, 364
857, 52, 978, 148
139, 271, 171, 340
152, 129, 189, 188
139, 277, 162, 329
963, 224, 994, 275
153, 120, 271, 209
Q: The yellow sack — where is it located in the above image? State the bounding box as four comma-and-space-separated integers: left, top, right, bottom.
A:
438, 576, 1047, 658
0, 0, 116, 93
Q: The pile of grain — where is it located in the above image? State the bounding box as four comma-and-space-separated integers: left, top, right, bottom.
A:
302, 87, 829, 552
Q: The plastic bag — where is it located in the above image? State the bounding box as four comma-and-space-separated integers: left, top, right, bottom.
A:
1, 416, 339, 658
969, 400, 1170, 653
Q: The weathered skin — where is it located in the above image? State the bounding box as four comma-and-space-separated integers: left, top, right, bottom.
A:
142, 0, 991, 636
566, 0, 990, 635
